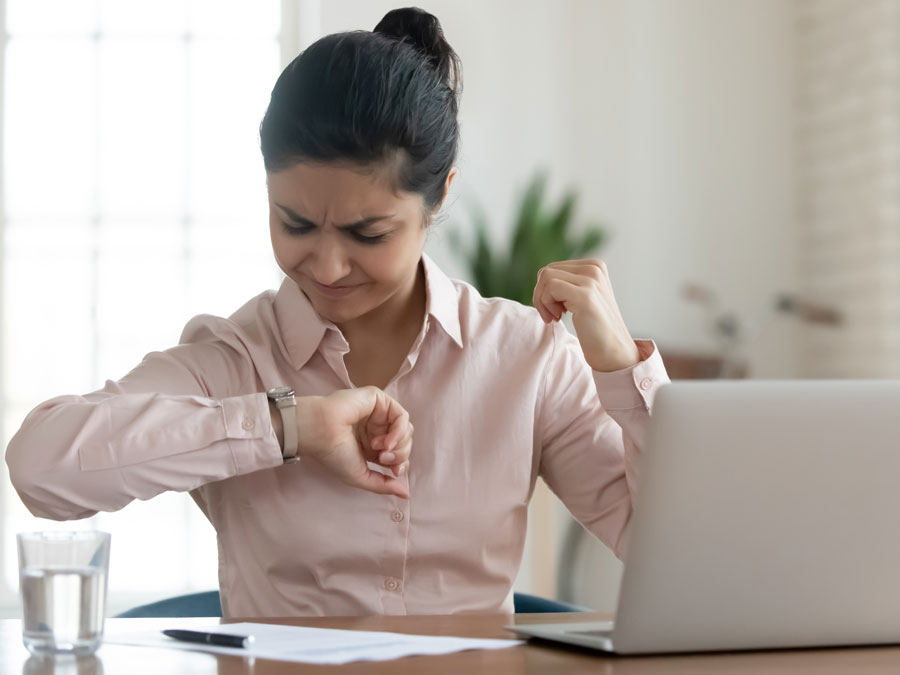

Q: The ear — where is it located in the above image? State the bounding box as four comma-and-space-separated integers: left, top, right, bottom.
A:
432, 167, 458, 214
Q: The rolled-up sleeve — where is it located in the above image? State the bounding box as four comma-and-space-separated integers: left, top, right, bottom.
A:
536, 324, 669, 559
5, 344, 283, 521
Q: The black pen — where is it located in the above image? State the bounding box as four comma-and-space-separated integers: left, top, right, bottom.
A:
162, 629, 255, 649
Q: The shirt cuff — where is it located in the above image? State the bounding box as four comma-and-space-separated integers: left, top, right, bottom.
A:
222, 393, 284, 473
592, 340, 670, 411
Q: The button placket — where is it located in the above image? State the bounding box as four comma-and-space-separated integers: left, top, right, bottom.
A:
380, 499, 410, 613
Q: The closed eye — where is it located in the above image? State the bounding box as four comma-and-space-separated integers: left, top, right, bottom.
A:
281, 221, 389, 245
350, 231, 388, 245
281, 221, 315, 236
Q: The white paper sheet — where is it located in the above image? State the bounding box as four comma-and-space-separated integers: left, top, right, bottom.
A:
106, 621, 523, 665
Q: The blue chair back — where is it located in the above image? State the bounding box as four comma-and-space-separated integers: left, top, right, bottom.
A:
116, 590, 222, 618
513, 592, 587, 613
117, 590, 584, 618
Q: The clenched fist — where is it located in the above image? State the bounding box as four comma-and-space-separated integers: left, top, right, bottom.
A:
533, 259, 640, 372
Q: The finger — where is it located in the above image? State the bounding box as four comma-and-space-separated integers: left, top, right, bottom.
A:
542, 265, 610, 293
380, 445, 411, 475
379, 424, 413, 465
535, 270, 578, 321
355, 470, 410, 499
546, 299, 567, 320
533, 298, 555, 323
542, 267, 606, 300
341, 387, 387, 450
379, 405, 411, 452
546, 261, 610, 293
545, 267, 622, 320
374, 435, 410, 465
360, 388, 400, 450
533, 268, 548, 321
364, 399, 410, 466
378, 442, 408, 465
545, 258, 609, 275
364, 388, 404, 429
356, 414, 374, 453
539, 277, 589, 319
533, 267, 566, 322
545, 266, 594, 284
359, 418, 384, 463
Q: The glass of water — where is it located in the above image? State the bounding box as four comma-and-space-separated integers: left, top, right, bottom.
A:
17, 531, 111, 655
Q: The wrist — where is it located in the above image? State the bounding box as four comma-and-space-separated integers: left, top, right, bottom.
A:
590, 341, 641, 372
294, 395, 324, 459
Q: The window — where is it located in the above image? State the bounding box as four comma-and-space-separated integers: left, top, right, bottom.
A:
1, 0, 287, 615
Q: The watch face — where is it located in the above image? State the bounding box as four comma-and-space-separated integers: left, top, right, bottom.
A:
267, 386, 294, 399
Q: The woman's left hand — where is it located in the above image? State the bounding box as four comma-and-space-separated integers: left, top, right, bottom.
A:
533, 259, 640, 372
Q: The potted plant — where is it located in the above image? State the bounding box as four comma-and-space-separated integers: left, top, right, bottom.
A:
449, 172, 608, 305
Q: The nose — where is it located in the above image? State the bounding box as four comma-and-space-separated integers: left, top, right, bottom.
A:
308, 235, 352, 286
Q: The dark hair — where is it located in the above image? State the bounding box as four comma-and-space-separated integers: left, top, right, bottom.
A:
259, 7, 461, 211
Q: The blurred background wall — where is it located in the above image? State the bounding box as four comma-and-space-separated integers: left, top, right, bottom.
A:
319, 0, 800, 380
795, 0, 900, 377
1, 0, 893, 616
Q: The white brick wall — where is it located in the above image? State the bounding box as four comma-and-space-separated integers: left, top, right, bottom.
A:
795, 0, 900, 376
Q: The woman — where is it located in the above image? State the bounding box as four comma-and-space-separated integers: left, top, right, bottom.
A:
6, 8, 668, 618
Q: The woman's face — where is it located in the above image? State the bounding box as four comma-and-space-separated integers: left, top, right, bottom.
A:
267, 161, 432, 326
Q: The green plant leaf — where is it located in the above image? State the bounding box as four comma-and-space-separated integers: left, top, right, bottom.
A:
550, 192, 576, 240
450, 170, 609, 304
573, 229, 606, 258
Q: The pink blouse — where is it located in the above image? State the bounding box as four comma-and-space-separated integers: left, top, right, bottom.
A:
6, 255, 669, 617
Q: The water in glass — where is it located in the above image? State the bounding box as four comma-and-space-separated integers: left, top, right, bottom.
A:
21, 566, 106, 654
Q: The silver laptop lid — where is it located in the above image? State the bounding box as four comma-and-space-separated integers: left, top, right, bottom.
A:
612, 380, 900, 654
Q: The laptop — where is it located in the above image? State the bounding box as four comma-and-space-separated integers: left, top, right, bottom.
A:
510, 380, 900, 654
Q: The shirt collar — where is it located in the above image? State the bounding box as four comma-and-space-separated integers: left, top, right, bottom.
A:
273, 277, 331, 371
421, 253, 463, 349
273, 253, 463, 371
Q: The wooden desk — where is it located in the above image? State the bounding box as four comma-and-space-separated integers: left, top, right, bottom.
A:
5, 613, 900, 674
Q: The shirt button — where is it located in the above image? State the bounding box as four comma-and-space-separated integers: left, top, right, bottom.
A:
639, 377, 653, 391
241, 417, 255, 430
391, 511, 404, 522
384, 578, 400, 591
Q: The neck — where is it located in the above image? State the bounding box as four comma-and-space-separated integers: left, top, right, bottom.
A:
338, 260, 427, 350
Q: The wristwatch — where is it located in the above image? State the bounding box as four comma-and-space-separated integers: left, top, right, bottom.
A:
266, 386, 299, 464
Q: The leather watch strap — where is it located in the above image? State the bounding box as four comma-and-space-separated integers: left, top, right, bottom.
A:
277, 397, 299, 463
267, 387, 299, 464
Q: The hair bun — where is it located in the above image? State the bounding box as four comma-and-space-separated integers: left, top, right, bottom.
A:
374, 7, 460, 93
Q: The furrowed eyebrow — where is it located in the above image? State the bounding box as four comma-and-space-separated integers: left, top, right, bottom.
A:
274, 203, 393, 230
